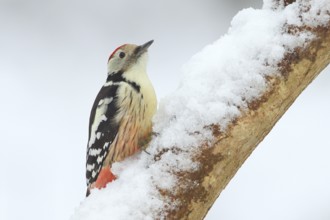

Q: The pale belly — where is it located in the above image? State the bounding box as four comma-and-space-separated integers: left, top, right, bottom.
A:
104, 84, 156, 164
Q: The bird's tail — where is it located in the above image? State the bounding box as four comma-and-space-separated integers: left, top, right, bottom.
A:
86, 188, 91, 197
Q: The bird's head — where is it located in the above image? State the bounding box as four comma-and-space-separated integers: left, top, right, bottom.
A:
107, 40, 153, 74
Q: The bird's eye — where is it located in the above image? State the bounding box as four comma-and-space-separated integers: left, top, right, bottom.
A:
119, 52, 126, 59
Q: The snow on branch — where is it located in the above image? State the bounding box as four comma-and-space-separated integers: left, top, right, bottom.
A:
71, 1, 330, 219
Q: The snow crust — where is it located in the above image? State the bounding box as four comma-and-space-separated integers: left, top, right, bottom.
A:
71, 1, 329, 219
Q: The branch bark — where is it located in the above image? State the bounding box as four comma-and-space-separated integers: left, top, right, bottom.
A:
162, 2, 330, 219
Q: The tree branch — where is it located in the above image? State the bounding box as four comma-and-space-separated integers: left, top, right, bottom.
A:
162, 2, 330, 220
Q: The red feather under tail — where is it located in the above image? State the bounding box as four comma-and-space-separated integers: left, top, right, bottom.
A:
86, 166, 116, 197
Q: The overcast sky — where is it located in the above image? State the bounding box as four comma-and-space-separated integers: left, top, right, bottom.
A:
0, 1, 329, 220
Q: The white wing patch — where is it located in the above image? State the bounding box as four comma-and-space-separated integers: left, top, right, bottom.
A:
103, 142, 109, 149
97, 156, 104, 164
98, 99, 104, 106
103, 81, 121, 87
103, 98, 113, 105
89, 148, 102, 156
88, 97, 113, 148
86, 164, 95, 172
97, 151, 107, 164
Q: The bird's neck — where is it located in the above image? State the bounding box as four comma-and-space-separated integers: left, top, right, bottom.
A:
106, 71, 141, 93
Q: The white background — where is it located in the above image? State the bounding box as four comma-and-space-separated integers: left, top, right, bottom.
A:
0, 0, 329, 219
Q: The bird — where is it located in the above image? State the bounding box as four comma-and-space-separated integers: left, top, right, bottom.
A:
85, 40, 157, 196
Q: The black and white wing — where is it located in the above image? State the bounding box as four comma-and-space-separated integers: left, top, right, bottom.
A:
86, 84, 119, 186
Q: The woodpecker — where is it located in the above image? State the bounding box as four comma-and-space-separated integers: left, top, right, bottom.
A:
86, 40, 157, 196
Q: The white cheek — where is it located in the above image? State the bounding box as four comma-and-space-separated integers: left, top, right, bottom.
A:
108, 58, 122, 73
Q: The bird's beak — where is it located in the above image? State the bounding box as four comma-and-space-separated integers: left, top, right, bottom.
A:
135, 40, 154, 57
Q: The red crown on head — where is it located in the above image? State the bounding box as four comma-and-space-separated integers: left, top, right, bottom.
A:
108, 44, 127, 62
